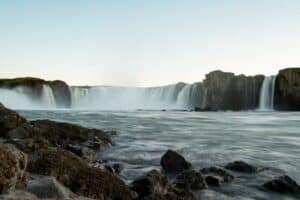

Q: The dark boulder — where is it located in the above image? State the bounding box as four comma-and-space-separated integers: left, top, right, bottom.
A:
0, 102, 26, 137
204, 176, 221, 187
160, 150, 191, 174
0, 144, 28, 193
130, 170, 196, 200
263, 175, 300, 193
130, 170, 170, 199
174, 170, 207, 190
224, 161, 257, 173
274, 68, 300, 110
200, 166, 234, 183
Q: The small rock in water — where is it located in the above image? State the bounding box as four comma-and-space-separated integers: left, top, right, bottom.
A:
160, 149, 192, 174
200, 166, 234, 182
175, 170, 207, 190
263, 175, 300, 193
205, 175, 221, 187
224, 161, 257, 173
113, 163, 124, 174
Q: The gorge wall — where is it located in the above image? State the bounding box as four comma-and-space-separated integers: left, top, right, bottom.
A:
0, 68, 299, 111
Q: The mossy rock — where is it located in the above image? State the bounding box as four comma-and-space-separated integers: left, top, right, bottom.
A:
28, 149, 135, 200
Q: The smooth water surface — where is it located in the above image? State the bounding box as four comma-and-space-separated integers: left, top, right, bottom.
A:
19, 110, 300, 200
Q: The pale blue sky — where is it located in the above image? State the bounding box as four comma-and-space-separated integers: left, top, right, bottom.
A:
0, 0, 299, 86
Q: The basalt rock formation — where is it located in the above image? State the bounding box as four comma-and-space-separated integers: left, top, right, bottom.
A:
274, 68, 300, 111
203, 71, 264, 110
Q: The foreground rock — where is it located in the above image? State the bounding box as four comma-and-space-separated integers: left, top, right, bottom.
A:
263, 175, 300, 194
28, 148, 135, 200
175, 170, 207, 190
200, 166, 234, 187
0, 103, 26, 137
130, 170, 196, 200
27, 176, 77, 199
8, 119, 112, 162
160, 150, 191, 174
0, 144, 27, 193
224, 161, 257, 173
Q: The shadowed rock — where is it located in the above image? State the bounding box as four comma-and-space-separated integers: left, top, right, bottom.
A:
174, 170, 207, 190
130, 170, 196, 200
0, 102, 26, 137
160, 150, 191, 174
224, 161, 257, 173
200, 166, 234, 183
263, 175, 300, 194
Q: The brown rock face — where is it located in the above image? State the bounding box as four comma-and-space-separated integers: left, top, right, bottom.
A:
0, 102, 26, 137
0, 144, 28, 194
8, 119, 112, 162
203, 71, 264, 110
274, 68, 300, 110
28, 149, 135, 200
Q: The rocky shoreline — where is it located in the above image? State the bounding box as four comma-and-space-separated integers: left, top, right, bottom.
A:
1, 102, 300, 199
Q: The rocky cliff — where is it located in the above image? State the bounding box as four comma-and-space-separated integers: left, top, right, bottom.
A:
274, 68, 300, 111
203, 71, 264, 110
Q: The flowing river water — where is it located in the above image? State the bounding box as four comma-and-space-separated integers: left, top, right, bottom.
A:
18, 110, 300, 199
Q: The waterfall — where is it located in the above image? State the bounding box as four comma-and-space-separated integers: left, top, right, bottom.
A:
259, 76, 276, 111
70, 83, 205, 110
41, 85, 57, 109
0, 85, 57, 109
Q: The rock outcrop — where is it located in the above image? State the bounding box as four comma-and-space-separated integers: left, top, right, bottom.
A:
48, 80, 72, 108
274, 68, 300, 110
0, 144, 28, 193
0, 103, 26, 137
203, 71, 264, 110
8, 119, 112, 162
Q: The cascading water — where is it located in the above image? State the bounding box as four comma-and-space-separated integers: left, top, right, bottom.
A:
71, 83, 206, 110
41, 85, 57, 109
258, 76, 276, 111
0, 85, 57, 109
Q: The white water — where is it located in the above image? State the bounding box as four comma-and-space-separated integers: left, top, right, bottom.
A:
71, 83, 207, 110
258, 76, 276, 111
0, 85, 57, 109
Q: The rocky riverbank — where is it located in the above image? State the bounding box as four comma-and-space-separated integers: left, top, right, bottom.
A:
1, 102, 300, 199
